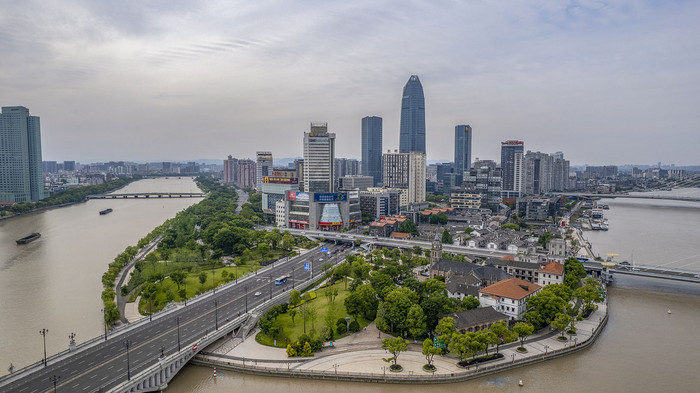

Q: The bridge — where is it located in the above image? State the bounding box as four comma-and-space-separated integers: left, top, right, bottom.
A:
0, 244, 348, 393
555, 192, 700, 203
87, 192, 206, 200
277, 228, 700, 284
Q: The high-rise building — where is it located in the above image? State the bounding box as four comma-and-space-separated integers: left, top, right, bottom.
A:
399, 75, 426, 154
462, 160, 503, 212
334, 158, 359, 188
524, 151, 554, 195
256, 151, 273, 192
294, 159, 304, 191
501, 140, 525, 197
454, 125, 472, 175
63, 161, 76, 172
223, 155, 238, 184
0, 106, 44, 203
552, 153, 570, 191
236, 159, 256, 188
42, 161, 58, 174
361, 116, 383, 186
382, 150, 426, 206
303, 122, 336, 193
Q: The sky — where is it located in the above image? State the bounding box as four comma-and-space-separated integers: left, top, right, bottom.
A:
2, 0, 699, 166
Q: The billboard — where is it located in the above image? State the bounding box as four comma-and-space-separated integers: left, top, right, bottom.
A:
348, 190, 359, 199
287, 192, 309, 201
313, 192, 347, 203
264, 176, 298, 184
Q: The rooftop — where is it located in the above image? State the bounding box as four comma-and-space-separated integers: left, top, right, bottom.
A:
479, 277, 542, 300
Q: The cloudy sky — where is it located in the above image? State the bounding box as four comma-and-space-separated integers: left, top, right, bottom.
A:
2, 0, 699, 165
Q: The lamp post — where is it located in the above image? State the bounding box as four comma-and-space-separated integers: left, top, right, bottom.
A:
184, 279, 188, 306
245, 286, 248, 313
545, 345, 549, 355
49, 375, 60, 393
212, 270, 216, 293
292, 267, 295, 289
333, 363, 339, 375
269, 276, 272, 300
176, 316, 181, 351
214, 300, 219, 331
123, 340, 131, 381
39, 328, 48, 366
101, 308, 108, 341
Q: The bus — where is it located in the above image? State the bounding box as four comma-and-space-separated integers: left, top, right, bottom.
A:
274, 275, 289, 285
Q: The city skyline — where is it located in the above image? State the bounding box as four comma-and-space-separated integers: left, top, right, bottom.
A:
2, 1, 700, 165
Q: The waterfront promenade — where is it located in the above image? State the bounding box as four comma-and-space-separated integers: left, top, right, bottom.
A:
195, 302, 608, 383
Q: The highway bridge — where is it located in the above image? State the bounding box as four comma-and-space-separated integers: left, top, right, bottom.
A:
555, 192, 700, 203
87, 192, 206, 199
277, 228, 700, 284
0, 244, 348, 393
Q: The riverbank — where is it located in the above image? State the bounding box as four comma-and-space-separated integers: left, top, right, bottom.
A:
194, 300, 608, 384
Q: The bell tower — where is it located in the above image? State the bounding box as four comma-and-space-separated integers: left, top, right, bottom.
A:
430, 231, 442, 277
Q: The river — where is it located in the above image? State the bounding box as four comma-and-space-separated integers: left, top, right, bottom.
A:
165, 188, 700, 392
0, 177, 202, 370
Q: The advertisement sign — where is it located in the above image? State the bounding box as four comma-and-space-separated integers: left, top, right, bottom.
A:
319, 221, 343, 226
289, 219, 309, 224
348, 190, 359, 199
264, 176, 298, 184
313, 192, 347, 203
287, 192, 309, 201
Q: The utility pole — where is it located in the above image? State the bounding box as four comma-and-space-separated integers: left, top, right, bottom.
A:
123, 340, 131, 381
39, 329, 48, 366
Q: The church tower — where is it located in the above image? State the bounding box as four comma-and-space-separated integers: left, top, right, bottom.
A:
430, 231, 442, 277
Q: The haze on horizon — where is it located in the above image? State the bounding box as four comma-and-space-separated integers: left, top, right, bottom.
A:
1, 0, 699, 166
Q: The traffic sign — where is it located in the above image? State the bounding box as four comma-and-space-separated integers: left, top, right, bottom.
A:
304, 263, 310, 271
321, 247, 328, 252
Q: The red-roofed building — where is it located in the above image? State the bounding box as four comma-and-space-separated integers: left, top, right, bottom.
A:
479, 278, 542, 321
538, 261, 564, 286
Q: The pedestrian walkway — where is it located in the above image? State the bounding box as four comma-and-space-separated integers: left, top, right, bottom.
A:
197, 302, 608, 381
124, 296, 145, 323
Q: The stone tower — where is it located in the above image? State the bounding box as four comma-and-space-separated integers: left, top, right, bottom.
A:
430, 231, 442, 277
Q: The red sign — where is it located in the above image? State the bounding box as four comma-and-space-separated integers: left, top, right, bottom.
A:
287, 191, 297, 201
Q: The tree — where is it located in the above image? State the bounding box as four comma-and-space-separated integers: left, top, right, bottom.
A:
524, 286, 569, 330
449, 332, 474, 362
289, 309, 297, 326
501, 223, 520, 231
383, 287, 419, 334
198, 271, 208, 290
257, 242, 271, 260
441, 229, 453, 244
422, 338, 440, 369
489, 322, 516, 354
513, 322, 534, 349
289, 289, 302, 307
564, 257, 587, 290
397, 220, 419, 236
459, 295, 480, 311
344, 284, 378, 321
324, 303, 337, 340
299, 302, 312, 333
574, 278, 604, 313
375, 302, 389, 331
435, 317, 457, 349
280, 233, 295, 252
406, 304, 427, 340
170, 270, 186, 291
475, 330, 497, 356
141, 283, 157, 316
382, 337, 409, 367
551, 313, 572, 338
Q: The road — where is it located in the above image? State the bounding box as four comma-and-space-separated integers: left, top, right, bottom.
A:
1, 243, 347, 393
234, 188, 249, 215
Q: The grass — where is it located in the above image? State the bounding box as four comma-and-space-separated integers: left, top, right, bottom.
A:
256, 280, 371, 348
138, 265, 260, 314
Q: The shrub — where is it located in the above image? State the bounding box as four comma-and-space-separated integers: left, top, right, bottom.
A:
349, 320, 360, 332
336, 324, 347, 335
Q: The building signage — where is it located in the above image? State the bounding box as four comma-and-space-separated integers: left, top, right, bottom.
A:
287, 192, 309, 201
289, 219, 309, 224
319, 221, 343, 226
348, 190, 359, 199
313, 192, 347, 202
264, 176, 298, 184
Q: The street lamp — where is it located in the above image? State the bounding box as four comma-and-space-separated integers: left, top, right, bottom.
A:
545, 345, 549, 355
212, 270, 216, 293
333, 363, 339, 374
245, 286, 248, 313
214, 300, 219, 330
269, 276, 272, 300
176, 316, 181, 351
101, 308, 108, 341
39, 328, 49, 366
292, 267, 295, 289
49, 375, 60, 393
123, 340, 131, 381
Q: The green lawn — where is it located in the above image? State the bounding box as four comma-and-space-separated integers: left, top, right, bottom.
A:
137, 265, 260, 314
256, 280, 371, 348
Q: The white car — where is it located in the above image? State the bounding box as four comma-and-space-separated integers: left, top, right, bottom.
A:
254, 291, 262, 296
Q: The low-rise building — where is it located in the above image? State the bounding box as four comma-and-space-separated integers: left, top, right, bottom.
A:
538, 261, 564, 286
479, 278, 542, 321
445, 307, 509, 333
284, 191, 361, 231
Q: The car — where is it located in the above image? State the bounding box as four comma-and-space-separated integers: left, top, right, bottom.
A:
254, 291, 262, 296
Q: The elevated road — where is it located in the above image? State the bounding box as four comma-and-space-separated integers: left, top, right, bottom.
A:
555, 192, 700, 203
0, 244, 347, 393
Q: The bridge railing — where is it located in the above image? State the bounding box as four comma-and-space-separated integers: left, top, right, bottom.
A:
0, 247, 318, 386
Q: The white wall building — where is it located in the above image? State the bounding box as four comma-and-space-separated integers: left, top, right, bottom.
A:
303, 123, 335, 193
479, 278, 542, 321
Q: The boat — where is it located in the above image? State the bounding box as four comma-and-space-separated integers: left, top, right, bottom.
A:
591, 208, 604, 219
16, 233, 41, 244
99, 208, 113, 215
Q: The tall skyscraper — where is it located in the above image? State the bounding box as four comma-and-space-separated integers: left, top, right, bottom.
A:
236, 159, 256, 188
0, 106, 44, 203
256, 151, 273, 192
303, 122, 336, 193
361, 116, 383, 186
454, 125, 472, 175
382, 150, 426, 206
223, 155, 237, 184
524, 151, 554, 195
399, 75, 426, 154
501, 140, 525, 196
